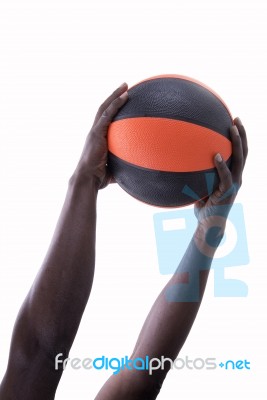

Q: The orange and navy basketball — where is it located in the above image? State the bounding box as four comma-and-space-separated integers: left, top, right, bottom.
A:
107, 75, 232, 207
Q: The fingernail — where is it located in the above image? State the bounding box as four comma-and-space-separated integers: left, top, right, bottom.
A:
120, 91, 128, 100
215, 153, 222, 162
119, 82, 127, 89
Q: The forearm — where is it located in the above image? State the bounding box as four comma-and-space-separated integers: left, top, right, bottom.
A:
94, 226, 218, 399
131, 225, 219, 362
11, 173, 99, 358
0, 84, 130, 398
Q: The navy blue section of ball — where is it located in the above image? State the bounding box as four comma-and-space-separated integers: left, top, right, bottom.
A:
113, 77, 232, 137
108, 153, 222, 207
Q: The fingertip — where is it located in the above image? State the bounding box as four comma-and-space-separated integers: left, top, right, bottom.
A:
234, 117, 243, 127
118, 82, 128, 94
119, 91, 128, 101
119, 82, 128, 89
230, 125, 240, 137
215, 153, 223, 163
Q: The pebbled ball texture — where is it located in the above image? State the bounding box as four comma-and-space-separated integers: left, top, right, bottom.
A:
108, 76, 232, 207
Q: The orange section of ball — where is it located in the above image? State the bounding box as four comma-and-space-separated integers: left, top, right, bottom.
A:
108, 117, 232, 172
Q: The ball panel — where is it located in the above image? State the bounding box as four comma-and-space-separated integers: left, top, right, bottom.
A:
113, 78, 232, 138
108, 153, 221, 208
132, 74, 233, 119
108, 118, 232, 172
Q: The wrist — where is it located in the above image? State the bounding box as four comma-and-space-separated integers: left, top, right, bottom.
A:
69, 168, 100, 193
194, 222, 225, 259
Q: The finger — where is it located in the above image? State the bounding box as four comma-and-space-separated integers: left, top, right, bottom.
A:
229, 125, 243, 184
96, 91, 128, 130
213, 153, 233, 200
234, 117, 248, 166
93, 83, 128, 125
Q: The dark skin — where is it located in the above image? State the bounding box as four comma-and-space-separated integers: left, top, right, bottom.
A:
0, 83, 248, 400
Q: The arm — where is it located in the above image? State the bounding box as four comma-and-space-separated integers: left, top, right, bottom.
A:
94, 119, 248, 400
0, 83, 129, 400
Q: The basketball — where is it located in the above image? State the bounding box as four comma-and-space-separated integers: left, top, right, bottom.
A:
107, 75, 232, 207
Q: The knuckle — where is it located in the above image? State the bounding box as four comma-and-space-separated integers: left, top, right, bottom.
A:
112, 97, 121, 107
101, 108, 110, 118
105, 98, 121, 115
214, 188, 223, 201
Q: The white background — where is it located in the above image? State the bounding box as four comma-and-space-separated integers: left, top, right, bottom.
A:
0, 0, 266, 398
